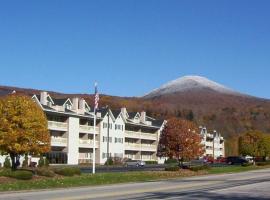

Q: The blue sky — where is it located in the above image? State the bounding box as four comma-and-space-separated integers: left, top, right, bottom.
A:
0, 0, 270, 98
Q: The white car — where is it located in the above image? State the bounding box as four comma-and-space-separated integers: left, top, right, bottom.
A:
124, 159, 145, 167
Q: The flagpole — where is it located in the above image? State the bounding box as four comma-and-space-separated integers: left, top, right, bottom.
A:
93, 107, 96, 174
92, 82, 97, 174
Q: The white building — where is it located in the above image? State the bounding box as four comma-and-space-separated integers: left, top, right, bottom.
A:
200, 127, 225, 159
27, 91, 164, 165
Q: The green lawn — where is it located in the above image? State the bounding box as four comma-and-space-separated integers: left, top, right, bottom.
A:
208, 165, 264, 174
0, 170, 201, 191
0, 165, 269, 192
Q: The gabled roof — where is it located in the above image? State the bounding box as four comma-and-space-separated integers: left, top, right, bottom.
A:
128, 112, 140, 119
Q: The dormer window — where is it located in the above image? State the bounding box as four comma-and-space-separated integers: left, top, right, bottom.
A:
47, 101, 52, 107
65, 104, 71, 110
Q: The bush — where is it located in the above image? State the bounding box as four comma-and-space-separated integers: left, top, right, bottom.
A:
145, 161, 158, 165
44, 158, 49, 167
22, 155, 29, 168
164, 158, 178, 164
242, 162, 253, 167
38, 156, 45, 167
190, 165, 210, 172
54, 167, 81, 176
105, 158, 114, 166
8, 170, 33, 180
36, 168, 55, 177
3, 157, 11, 169
256, 161, 270, 166
165, 166, 179, 171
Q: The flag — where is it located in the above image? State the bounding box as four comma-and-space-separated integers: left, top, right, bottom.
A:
94, 82, 99, 110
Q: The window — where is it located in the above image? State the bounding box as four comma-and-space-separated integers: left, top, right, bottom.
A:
115, 138, 123, 143
103, 123, 107, 128
103, 136, 112, 143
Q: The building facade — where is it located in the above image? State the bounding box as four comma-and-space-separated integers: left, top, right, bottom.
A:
200, 126, 225, 159
31, 91, 165, 165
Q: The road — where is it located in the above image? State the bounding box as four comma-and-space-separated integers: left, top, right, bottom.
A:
1, 168, 270, 200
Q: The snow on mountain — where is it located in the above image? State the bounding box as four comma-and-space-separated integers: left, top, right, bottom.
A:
144, 75, 241, 98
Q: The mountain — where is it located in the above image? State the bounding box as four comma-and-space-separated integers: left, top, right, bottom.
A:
144, 75, 243, 98
1, 76, 270, 155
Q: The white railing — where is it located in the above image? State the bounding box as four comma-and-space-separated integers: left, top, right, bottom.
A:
125, 130, 140, 139
79, 125, 100, 133
51, 137, 67, 145
140, 133, 157, 140
48, 121, 68, 130
79, 139, 99, 147
141, 145, 156, 151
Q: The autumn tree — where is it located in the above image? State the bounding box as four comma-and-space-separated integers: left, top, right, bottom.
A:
0, 95, 50, 169
239, 130, 270, 162
157, 118, 204, 166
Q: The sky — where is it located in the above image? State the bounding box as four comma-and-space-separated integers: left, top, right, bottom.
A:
0, 0, 270, 98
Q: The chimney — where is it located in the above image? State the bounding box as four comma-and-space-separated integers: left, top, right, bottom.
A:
121, 107, 127, 119
40, 91, 48, 105
140, 111, 146, 123
79, 98, 86, 111
72, 97, 79, 111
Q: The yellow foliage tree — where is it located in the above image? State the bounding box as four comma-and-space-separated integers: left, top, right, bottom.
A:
0, 94, 50, 169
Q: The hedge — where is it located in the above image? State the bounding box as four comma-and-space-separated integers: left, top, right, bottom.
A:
54, 167, 81, 176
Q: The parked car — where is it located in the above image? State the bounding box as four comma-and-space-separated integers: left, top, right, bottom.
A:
226, 156, 248, 165
124, 159, 145, 167
215, 157, 226, 163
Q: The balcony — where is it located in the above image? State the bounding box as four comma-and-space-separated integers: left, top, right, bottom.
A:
79, 125, 100, 134
125, 130, 140, 139
79, 139, 99, 148
141, 144, 156, 152
48, 121, 68, 131
125, 143, 141, 151
140, 132, 157, 140
51, 137, 67, 147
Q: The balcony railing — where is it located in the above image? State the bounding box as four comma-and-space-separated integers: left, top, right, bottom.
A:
125, 130, 141, 139
79, 139, 99, 148
141, 145, 156, 151
48, 121, 68, 130
125, 130, 157, 140
140, 133, 157, 140
79, 125, 99, 133
51, 137, 67, 146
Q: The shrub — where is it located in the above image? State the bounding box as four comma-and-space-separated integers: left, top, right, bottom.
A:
164, 158, 178, 164
22, 155, 29, 168
256, 161, 270, 166
36, 168, 55, 177
190, 165, 210, 172
54, 167, 81, 176
3, 157, 11, 169
165, 166, 179, 171
38, 156, 45, 167
242, 162, 253, 167
0, 169, 11, 177
8, 170, 33, 180
145, 161, 158, 165
44, 158, 49, 167
105, 158, 114, 166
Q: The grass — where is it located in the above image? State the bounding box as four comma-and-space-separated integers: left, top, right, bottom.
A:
208, 164, 266, 174
1, 164, 270, 192
0, 170, 204, 191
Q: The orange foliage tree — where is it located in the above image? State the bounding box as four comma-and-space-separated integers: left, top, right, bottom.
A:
157, 118, 204, 166
0, 95, 50, 169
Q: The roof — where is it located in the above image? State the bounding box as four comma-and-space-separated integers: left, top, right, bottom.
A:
128, 112, 139, 119
53, 98, 68, 106
111, 110, 121, 118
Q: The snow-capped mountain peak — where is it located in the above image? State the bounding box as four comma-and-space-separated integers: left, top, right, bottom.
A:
144, 75, 239, 98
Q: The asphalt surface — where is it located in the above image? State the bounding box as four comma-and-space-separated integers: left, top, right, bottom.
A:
1, 168, 270, 200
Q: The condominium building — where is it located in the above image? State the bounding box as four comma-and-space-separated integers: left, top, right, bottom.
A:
30, 91, 165, 165
200, 126, 225, 159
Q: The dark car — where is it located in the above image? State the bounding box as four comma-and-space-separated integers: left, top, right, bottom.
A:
226, 156, 248, 165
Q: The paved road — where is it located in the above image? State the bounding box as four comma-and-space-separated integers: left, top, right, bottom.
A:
1, 168, 270, 200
